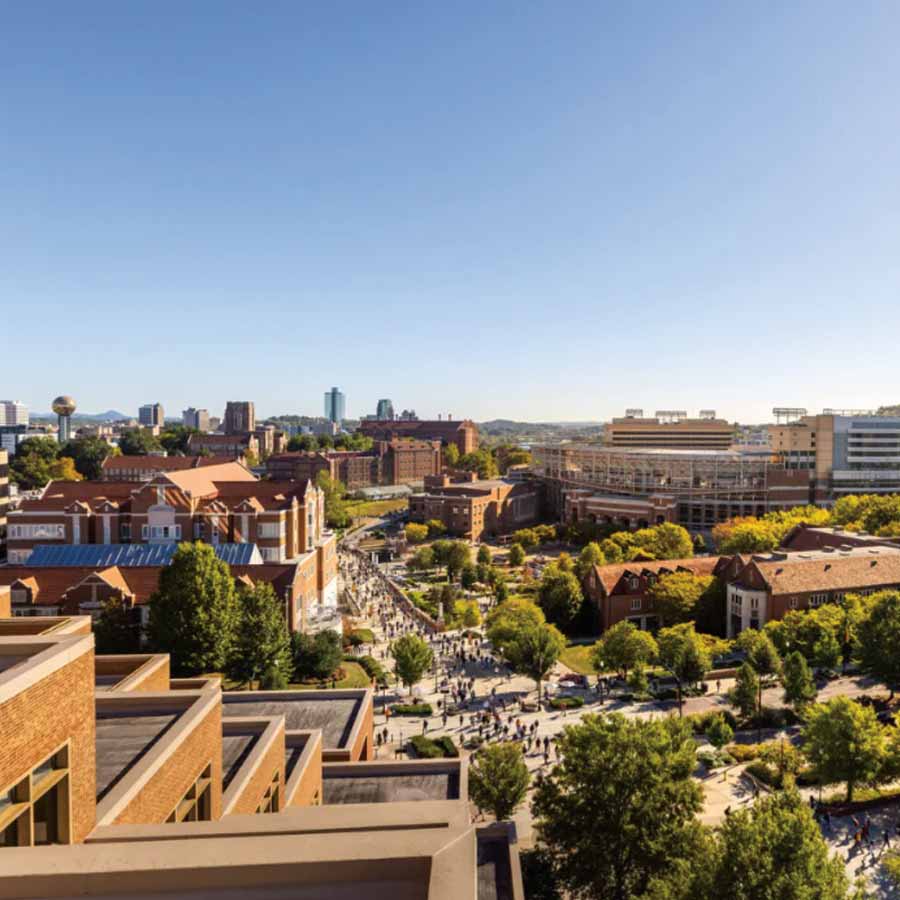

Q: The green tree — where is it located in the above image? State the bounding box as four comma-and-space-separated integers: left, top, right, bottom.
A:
477, 544, 492, 566
513, 528, 539, 551
532, 713, 705, 900
706, 713, 733, 751
812, 631, 842, 672
599, 537, 625, 564
709, 788, 850, 900
60, 436, 115, 479
119, 428, 163, 455
469, 742, 531, 821
460, 562, 478, 591
404, 522, 429, 543
287, 434, 316, 451
803, 696, 887, 802
457, 448, 498, 479
407, 546, 434, 572
486, 598, 546, 655
647, 572, 716, 626
592, 620, 658, 679
391, 633, 434, 695
227, 582, 292, 688
446, 541, 471, 581
443, 442, 460, 468
94, 597, 141, 654
738, 629, 782, 723
515, 623, 567, 701
147, 542, 240, 675
538, 565, 583, 630
426, 519, 447, 538
782, 651, 816, 709
856, 589, 900, 698
9, 436, 61, 489
292, 630, 343, 681
315, 471, 349, 528
642, 523, 694, 561
508, 543, 526, 567
657, 624, 711, 716
494, 578, 509, 603
729, 663, 759, 719
575, 542, 605, 580
159, 425, 196, 455
627, 663, 649, 696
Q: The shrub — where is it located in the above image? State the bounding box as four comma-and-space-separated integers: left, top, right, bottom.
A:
408, 735, 444, 758
356, 654, 389, 686
391, 702, 434, 717
549, 695, 584, 710
350, 627, 375, 645
727, 742, 769, 763
683, 710, 739, 735
746, 760, 777, 786
433, 735, 459, 757
750, 706, 799, 729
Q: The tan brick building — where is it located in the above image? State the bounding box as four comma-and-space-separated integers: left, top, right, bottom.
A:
358, 418, 478, 455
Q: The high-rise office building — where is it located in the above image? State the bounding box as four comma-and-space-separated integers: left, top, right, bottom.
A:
375, 399, 394, 421
0, 401, 28, 427
182, 407, 210, 431
324, 387, 345, 424
224, 400, 256, 434
138, 403, 164, 428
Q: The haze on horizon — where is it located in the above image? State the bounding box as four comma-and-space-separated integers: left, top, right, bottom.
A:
3, 2, 899, 423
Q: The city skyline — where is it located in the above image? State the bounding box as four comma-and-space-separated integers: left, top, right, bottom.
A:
4, 3, 900, 422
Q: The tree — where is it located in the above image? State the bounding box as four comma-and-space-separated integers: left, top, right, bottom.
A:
657, 624, 711, 716
292, 630, 343, 681
315, 471, 349, 528
856, 590, 900, 698
9, 436, 61, 489
477, 544, 492, 566
592, 621, 658, 679
287, 434, 316, 452
118, 428, 162, 455
508, 623, 566, 701
48, 457, 82, 482
627, 664, 649, 696
532, 713, 705, 900
494, 578, 509, 603
486, 598, 546, 653
60, 436, 115, 480
147, 542, 240, 675
729, 663, 759, 719
227, 582, 292, 689
575, 542, 605, 580
426, 519, 447, 538
94, 597, 141, 654
513, 528, 539, 551
508, 543, 526, 567
599, 538, 624, 564
538, 565, 583, 630
443, 443, 460, 468
159, 425, 196, 455
803, 696, 887, 802
709, 788, 850, 900
391, 633, 434, 695
446, 541, 471, 581
457, 448, 498, 479
469, 742, 531, 821
642, 523, 694, 561
647, 572, 716, 626
458, 599, 482, 628
404, 523, 428, 544
738, 629, 782, 724
460, 562, 478, 591
706, 713, 733, 751
782, 651, 816, 709
812, 631, 842, 672
407, 546, 434, 572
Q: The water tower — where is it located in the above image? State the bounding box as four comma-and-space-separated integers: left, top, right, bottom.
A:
52, 395, 77, 443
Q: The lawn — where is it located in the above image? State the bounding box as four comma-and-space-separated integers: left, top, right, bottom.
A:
289, 661, 373, 690
560, 643, 598, 675
345, 498, 408, 519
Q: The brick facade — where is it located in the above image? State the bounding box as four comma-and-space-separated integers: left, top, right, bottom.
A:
358, 419, 478, 455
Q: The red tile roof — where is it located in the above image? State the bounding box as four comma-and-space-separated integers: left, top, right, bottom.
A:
592, 556, 721, 595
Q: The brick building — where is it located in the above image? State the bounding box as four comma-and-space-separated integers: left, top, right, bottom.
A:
187, 432, 259, 461
223, 401, 256, 434
5, 469, 338, 608
358, 417, 478, 455
408, 475, 542, 541
0, 615, 519, 900
100, 455, 246, 482
267, 439, 441, 490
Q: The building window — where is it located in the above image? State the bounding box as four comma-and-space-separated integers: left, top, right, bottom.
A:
630, 598, 641, 611
166, 764, 212, 823
809, 593, 828, 607
255, 771, 280, 814
790, 598, 798, 609
120, 523, 131, 540
0, 744, 70, 849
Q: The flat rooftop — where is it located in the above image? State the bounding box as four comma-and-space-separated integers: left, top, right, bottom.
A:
222, 730, 260, 792
222, 693, 363, 749
477, 829, 516, 900
322, 770, 459, 805
757, 545, 900, 564
95, 708, 181, 801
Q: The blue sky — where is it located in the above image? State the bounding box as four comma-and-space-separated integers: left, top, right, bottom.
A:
2, 2, 899, 423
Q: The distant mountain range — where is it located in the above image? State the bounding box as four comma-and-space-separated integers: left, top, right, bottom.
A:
32, 409, 130, 422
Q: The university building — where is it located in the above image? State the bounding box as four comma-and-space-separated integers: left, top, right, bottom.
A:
267, 439, 441, 490
358, 417, 479, 455
0, 612, 517, 899
605, 412, 734, 451
408, 474, 542, 542
4, 464, 338, 609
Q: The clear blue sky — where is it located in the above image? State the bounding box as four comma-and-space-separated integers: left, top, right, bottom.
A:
3, 2, 899, 423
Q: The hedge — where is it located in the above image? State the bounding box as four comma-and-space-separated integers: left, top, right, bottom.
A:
549, 696, 584, 710
391, 703, 433, 717
356, 655, 389, 686
684, 710, 739, 736
408, 734, 459, 759
347, 628, 375, 646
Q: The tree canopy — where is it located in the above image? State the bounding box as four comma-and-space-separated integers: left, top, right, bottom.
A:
537, 564, 583, 629
647, 572, 718, 627
592, 620, 658, 678
468, 742, 530, 821
390, 633, 434, 694
292, 630, 343, 682
227, 582, 292, 688
856, 589, 900, 697
118, 428, 163, 456
59, 435, 116, 479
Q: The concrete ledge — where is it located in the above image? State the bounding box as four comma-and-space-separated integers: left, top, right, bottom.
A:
221, 715, 285, 816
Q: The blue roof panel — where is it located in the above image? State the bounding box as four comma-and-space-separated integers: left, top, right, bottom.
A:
25, 543, 261, 567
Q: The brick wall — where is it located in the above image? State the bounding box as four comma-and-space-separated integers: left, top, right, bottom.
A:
112, 699, 222, 826
287, 738, 323, 807
0, 643, 96, 843
227, 726, 285, 816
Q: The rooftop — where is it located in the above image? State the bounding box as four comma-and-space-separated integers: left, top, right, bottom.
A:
323, 769, 460, 804
26, 543, 262, 567
221, 730, 260, 791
